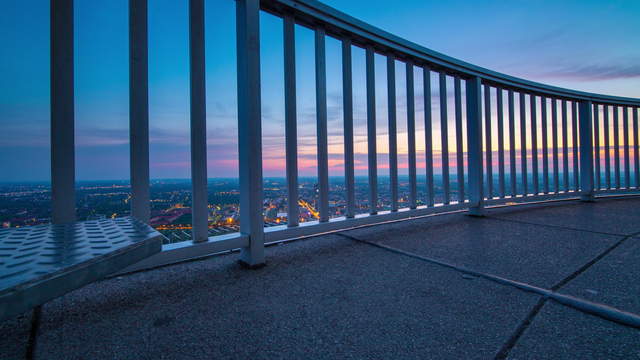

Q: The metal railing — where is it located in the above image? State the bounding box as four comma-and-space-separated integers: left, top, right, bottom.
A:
46, 0, 640, 270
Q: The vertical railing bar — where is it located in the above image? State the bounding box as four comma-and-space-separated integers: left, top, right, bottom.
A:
51, 0, 76, 224
283, 15, 299, 227
439, 72, 450, 204
406, 62, 418, 209
189, 0, 208, 242
130, 0, 150, 223
604, 105, 611, 189
366, 46, 378, 214
552, 99, 559, 193
531, 95, 539, 195
614, 106, 620, 189
497, 88, 505, 198
623, 107, 630, 188
562, 100, 569, 192
341, 39, 355, 218
572, 101, 579, 190
541, 97, 549, 194
519, 92, 528, 196
386, 56, 398, 211
484, 84, 493, 199
593, 104, 601, 190
236, 0, 264, 266
315, 27, 329, 222
508, 90, 516, 197
634, 107, 639, 189
423, 67, 434, 207
579, 100, 594, 201
466, 76, 484, 215
454, 76, 464, 203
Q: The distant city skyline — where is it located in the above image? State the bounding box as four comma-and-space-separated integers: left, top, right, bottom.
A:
1, 0, 639, 181
3, 172, 592, 237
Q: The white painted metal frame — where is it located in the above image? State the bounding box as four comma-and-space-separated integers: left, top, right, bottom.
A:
531, 95, 538, 195
572, 102, 579, 190
604, 105, 611, 189
614, 106, 621, 189
42, 0, 640, 273
520, 93, 528, 196
541, 97, 549, 194
497, 87, 505, 198
315, 27, 329, 222
424, 67, 435, 207
454, 76, 465, 203
484, 85, 493, 199
387, 56, 398, 211
466, 77, 484, 215
366, 46, 378, 214
623, 107, 630, 188
51, 0, 75, 224
284, 15, 299, 227
236, 0, 265, 266
634, 108, 639, 188
579, 101, 594, 201
189, 0, 208, 243
129, 0, 150, 223
342, 39, 356, 218
594, 103, 601, 190
406, 62, 418, 209
508, 90, 517, 197
552, 99, 560, 193
440, 73, 450, 204
562, 100, 569, 192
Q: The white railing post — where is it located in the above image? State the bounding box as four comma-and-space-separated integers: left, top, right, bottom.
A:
484, 84, 492, 199
236, 0, 265, 267
423, 67, 434, 207
521, 93, 529, 195
283, 15, 299, 227
466, 76, 484, 215
579, 100, 595, 201
315, 27, 329, 223
366, 46, 378, 214
454, 76, 465, 203
406, 62, 417, 209
634, 107, 639, 189
189, 0, 208, 242
439, 73, 450, 204
342, 39, 355, 218
51, 0, 76, 224
387, 56, 398, 211
129, 0, 150, 223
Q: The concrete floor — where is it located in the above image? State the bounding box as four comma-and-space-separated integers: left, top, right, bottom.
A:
2, 197, 640, 359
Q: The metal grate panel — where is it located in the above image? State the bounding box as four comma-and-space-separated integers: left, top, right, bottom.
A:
0, 217, 163, 320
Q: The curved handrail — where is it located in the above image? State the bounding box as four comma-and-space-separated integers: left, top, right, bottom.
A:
262, 0, 640, 106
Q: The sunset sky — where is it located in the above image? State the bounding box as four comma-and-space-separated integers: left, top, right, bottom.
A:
0, 0, 639, 181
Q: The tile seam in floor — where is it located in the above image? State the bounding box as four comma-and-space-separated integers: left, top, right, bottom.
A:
485, 215, 629, 237
493, 231, 636, 358
335, 232, 552, 295
335, 232, 640, 330
493, 297, 548, 360
336, 232, 553, 360
550, 234, 633, 291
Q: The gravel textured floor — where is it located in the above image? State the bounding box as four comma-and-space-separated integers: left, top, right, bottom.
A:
507, 302, 640, 360
1, 197, 639, 359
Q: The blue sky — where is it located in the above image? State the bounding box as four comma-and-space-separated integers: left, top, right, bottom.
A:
0, 0, 638, 181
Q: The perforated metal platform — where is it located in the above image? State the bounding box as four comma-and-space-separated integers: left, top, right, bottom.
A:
0, 217, 163, 320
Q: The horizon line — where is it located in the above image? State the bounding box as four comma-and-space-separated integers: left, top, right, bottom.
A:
0, 172, 581, 184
